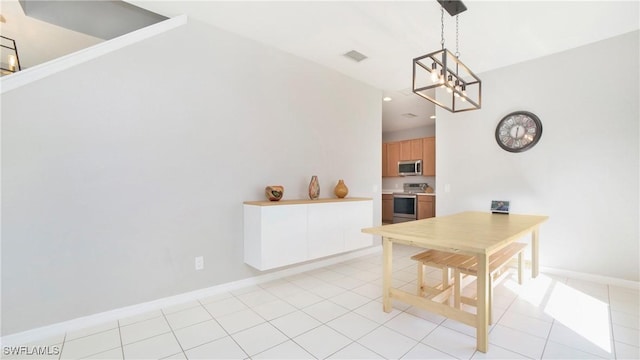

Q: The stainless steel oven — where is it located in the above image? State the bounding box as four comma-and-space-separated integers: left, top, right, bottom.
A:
393, 193, 417, 223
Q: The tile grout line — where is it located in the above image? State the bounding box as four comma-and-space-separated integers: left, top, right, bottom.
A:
197, 298, 250, 359
160, 309, 188, 360
57, 333, 67, 360
116, 320, 125, 360
607, 284, 618, 360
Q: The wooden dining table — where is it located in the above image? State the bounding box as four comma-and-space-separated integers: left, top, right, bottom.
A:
362, 211, 548, 352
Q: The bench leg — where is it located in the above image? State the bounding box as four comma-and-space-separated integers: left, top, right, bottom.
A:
518, 251, 524, 285
417, 263, 424, 296
489, 276, 494, 325
454, 268, 461, 309
442, 267, 450, 289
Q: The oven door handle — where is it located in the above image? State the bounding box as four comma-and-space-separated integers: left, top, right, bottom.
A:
394, 194, 417, 199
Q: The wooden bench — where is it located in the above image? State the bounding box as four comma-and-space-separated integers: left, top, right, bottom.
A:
411, 242, 528, 322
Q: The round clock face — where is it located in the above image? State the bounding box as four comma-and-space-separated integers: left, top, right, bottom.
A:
495, 111, 543, 153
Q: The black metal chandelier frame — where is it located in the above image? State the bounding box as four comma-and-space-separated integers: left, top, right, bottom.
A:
412, 0, 481, 113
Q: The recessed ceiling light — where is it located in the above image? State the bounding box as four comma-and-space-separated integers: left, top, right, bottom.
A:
383, 97, 392, 102
430, 115, 436, 119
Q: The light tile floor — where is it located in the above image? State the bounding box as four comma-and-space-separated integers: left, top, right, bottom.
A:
4, 245, 639, 360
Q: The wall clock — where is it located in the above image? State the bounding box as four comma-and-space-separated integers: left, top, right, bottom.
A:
495, 111, 543, 153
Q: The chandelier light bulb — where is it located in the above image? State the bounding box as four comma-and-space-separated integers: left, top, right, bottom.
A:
460, 84, 467, 101
447, 74, 454, 87
430, 63, 439, 82
8, 54, 16, 71
437, 70, 445, 84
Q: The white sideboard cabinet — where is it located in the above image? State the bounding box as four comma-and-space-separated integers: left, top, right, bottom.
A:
243, 198, 373, 271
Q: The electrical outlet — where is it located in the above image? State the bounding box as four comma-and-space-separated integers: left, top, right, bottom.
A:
195, 256, 204, 270
444, 184, 451, 193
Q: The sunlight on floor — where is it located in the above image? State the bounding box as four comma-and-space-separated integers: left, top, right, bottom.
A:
505, 274, 612, 354
504, 273, 552, 307
545, 281, 612, 353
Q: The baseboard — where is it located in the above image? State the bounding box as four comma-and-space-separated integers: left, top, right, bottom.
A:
0, 246, 382, 347
506, 259, 639, 289
540, 266, 640, 289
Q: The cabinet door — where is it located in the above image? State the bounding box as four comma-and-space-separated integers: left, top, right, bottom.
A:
343, 201, 373, 251
308, 203, 344, 258
382, 143, 388, 177
382, 194, 393, 223
400, 139, 423, 161
411, 139, 423, 160
417, 197, 435, 219
399, 140, 411, 160
422, 137, 436, 176
386, 142, 400, 177
260, 205, 308, 269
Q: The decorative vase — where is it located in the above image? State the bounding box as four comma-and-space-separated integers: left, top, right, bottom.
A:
308, 175, 320, 200
265, 185, 284, 201
334, 179, 348, 198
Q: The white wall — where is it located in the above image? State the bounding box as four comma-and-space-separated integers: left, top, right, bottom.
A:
1, 19, 382, 335
436, 31, 639, 281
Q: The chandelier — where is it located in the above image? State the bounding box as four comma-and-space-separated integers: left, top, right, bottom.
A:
1, 35, 21, 75
412, 0, 481, 113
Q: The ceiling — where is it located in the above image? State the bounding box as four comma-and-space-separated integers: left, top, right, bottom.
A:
3, 1, 639, 133
125, 0, 639, 133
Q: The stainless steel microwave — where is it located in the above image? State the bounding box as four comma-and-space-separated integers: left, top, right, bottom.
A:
398, 160, 422, 176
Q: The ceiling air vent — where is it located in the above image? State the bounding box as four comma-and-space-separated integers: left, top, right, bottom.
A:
343, 50, 368, 62
401, 113, 418, 118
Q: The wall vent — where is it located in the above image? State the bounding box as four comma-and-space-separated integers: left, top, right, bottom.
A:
343, 50, 368, 62
401, 113, 418, 118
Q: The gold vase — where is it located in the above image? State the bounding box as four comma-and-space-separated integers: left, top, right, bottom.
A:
308, 175, 320, 200
334, 179, 348, 198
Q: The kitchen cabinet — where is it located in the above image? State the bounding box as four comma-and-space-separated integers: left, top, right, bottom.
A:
400, 139, 423, 161
382, 194, 393, 223
383, 137, 434, 177
386, 142, 400, 177
244, 198, 373, 271
422, 137, 436, 176
417, 195, 436, 220
382, 143, 388, 177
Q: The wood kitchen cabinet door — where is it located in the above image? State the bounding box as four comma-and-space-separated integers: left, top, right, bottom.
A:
382, 194, 393, 223
400, 139, 423, 161
386, 142, 400, 177
382, 143, 388, 177
417, 196, 435, 219
422, 137, 436, 176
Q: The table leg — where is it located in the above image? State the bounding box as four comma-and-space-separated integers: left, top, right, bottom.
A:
532, 226, 540, 278
382, 237, 393, 312
476, 254, 489, 353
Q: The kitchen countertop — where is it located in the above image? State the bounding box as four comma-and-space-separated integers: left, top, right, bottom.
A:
381, 190, 435, 196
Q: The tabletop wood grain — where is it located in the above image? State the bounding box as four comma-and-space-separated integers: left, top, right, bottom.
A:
362, 211, 548, 255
